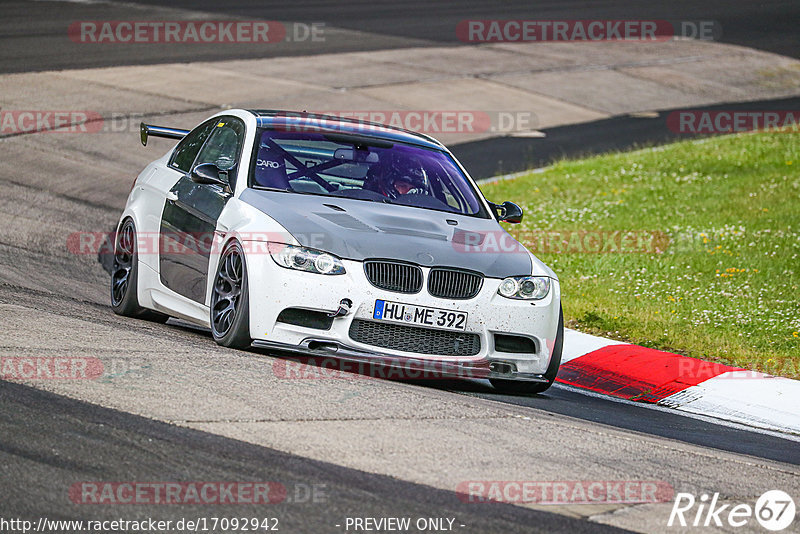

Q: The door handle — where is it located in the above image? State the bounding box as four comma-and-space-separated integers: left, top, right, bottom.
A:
166, 192, 178, 202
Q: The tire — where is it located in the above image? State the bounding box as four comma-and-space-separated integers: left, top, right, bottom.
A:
110, 218, 169, 322
490, 306, 564, 395
210, 241, 252, 349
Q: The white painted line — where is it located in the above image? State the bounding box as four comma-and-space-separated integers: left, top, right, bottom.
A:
661, 373, 800, 436
474, 133, 738, 186
508, 130, 547, 138
562, 328, 626, 363
558, 330, 800, 435
554, 383, 800, 443
475, 167, 546, 185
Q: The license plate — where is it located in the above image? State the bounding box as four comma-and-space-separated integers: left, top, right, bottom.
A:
373, 300, 468, 331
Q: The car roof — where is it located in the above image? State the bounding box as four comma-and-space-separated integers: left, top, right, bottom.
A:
247, 109, 445, 151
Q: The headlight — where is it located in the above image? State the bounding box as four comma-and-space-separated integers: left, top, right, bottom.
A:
497, 276, 550, 300
269, 243, 346, 275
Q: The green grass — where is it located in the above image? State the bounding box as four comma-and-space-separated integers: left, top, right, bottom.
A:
480, 131, 800, 378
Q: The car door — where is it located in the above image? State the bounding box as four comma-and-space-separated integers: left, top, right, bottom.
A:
159, 116, 245, 304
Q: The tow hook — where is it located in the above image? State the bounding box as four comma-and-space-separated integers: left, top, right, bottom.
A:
328, 298, 352, 318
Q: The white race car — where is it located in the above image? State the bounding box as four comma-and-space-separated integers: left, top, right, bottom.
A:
111, 110, 563, 393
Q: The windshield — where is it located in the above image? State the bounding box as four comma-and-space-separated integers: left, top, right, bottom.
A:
249, 129, 487, 217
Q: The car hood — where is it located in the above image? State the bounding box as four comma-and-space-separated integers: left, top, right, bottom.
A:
240, 189, 544, 279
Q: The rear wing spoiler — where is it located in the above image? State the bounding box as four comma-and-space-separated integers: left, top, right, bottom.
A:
140, 122, 189, 146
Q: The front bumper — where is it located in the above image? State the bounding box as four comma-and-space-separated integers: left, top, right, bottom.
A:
245, 254, 561, 378
252, 337, 551, 382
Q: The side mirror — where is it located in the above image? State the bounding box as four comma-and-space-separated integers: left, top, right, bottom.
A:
491, 201, 523, 224
190, 163, 228, 189
140, 123, 149, 146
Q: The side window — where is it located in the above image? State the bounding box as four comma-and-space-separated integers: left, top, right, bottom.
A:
194, 118, 245, 180
169, 119, 216, 173
435, 175, 462, 211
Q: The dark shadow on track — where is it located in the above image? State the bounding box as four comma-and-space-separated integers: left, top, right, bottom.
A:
0, 380, 628, 533
452, 96, 800, 180
447, 381, 800, 466
1, 0, 797, 73
78, 0, 800, 59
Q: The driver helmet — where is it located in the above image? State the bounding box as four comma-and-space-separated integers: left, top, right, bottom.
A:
382, 155, 428, 197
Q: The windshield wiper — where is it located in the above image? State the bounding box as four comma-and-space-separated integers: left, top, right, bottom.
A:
253, 186, 291, 192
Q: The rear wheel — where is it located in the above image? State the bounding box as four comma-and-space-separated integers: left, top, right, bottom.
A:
490, 306, 564, 395
110, 218, 169, 322
210, 241, 252, 349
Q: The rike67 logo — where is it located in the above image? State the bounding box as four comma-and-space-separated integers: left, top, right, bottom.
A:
669, 490, 795, 531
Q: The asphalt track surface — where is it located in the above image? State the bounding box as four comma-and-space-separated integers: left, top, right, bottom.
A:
1, 1, 799, 531
454, 96, 800, 179
453, 383, 800, 467
240, 350, 800, 466
0, 381, 628, 534
2, 0, 799, 177
1, 0, 797, 74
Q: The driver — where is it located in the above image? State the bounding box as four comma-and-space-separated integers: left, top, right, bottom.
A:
366, 155, 429, 199
390, 169, 427, 196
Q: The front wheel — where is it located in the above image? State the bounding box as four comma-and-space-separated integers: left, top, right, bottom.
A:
210, 241, 252, 349
490, 306, 564, 395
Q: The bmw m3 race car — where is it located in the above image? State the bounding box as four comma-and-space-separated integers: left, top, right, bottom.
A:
110, 109, 563, 393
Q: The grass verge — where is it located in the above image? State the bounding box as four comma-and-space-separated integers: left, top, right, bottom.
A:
480, 131, 799, 378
